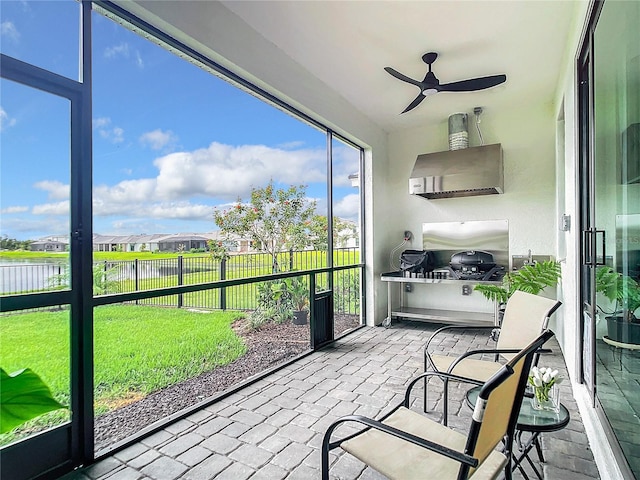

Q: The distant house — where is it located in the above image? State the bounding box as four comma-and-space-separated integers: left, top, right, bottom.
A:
157, 234, 211, 252
92, 233, 167, 252
30, 239, 68, 252
91, 232, 239, 253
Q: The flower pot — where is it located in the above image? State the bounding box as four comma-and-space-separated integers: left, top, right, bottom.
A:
606, 316, 640, 345
293, 310, 308, 325
531, 384, 560, 413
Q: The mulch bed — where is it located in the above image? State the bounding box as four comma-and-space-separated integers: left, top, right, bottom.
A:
94, 314, 360, 451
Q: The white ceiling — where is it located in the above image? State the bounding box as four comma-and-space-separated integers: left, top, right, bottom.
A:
220, 1, 579, 133
129, 1, 580, 134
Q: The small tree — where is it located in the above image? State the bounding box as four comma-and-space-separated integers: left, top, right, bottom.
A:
207, 239, 231, 263
308, 215, 358, 250
214, 181, 316, 272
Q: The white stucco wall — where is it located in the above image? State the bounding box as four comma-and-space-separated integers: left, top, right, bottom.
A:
383, 99, 559, 319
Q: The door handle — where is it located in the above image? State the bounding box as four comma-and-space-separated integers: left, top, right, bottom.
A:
582, 228, 606, 266
582, 229, 593, 266
595, 230, 606, 266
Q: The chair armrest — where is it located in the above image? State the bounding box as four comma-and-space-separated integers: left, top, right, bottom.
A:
424, 325, 498, 357
446, 347, 522, 373
403, 371, 484, 407
322, 414, 479, 468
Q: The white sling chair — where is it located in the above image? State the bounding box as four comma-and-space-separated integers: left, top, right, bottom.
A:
424, 290, 561, 425
322, 330, 556, 480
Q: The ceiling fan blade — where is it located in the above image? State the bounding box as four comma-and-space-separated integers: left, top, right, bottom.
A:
439, 74, 506, 92
384, 67, 424, 88
401, 93, 427, 114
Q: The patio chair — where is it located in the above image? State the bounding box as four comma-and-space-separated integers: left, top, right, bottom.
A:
321, 330, 555, 480
423, 290, 561, 425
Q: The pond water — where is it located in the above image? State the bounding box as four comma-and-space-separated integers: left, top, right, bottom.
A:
0, 259, 68, 294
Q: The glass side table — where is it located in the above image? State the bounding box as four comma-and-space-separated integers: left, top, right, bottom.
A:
466, 386, 570, 480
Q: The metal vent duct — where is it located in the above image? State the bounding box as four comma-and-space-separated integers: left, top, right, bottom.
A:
409, 144, 503, 199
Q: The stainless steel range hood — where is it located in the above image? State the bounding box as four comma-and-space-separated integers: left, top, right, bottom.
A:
409, 143, 503, 199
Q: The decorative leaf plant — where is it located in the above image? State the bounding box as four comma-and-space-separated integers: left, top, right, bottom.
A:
1, 368, 66, 434
595, 266, 640, 323
286, 277, 309, 312
474, 260, 562, 304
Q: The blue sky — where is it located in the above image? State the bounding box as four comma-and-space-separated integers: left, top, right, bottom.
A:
0, 1, 360, 241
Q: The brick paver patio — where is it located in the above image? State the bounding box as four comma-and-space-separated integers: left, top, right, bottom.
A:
62, 321, 600, 480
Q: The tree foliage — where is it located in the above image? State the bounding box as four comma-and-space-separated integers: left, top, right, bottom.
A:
213, 181, 316, 272
0, 236, 32, 251
308, 215, 358, 251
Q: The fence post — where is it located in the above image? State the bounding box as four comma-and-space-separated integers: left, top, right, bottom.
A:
220, 257, 226, 310
177, 255, 183, 308
289, 249, 294, 271
134, 258, 139, 305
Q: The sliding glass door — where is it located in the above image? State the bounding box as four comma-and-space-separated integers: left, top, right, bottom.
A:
580, 1, 640, 477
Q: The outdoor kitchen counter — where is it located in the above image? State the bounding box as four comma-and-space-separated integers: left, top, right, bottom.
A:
380, 271, 501, 327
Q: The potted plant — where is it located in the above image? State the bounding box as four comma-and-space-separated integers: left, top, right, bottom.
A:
474, 260, 562, 305
287, 276, 309, 325
595, 266, 640, 344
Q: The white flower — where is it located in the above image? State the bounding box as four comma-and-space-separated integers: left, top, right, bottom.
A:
542, 371, 551, 383
532, 376, 542, 387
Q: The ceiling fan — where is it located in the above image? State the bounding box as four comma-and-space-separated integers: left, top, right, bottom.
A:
385, 52, 506, 113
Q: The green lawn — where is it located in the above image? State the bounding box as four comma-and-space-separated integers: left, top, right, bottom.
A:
0, 250, 189, 261
0, 305, 246, 444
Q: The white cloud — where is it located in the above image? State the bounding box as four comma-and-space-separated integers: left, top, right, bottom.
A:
139, 129, 178, 151
104, 42, 144, 69
153, 141, 326, 200
0, 206, 29, 214
34, 180, 70, 200
0, 107, 17, 132
1, 21, 20, 42
111, 127, 124, 143
93, 117, 124, 144
278, 140, 305, 150
1, 217, 68, 236
93, 117, 111, 129
333, 193, 360, 222
90, 141, 327, 222
32, 201, 70, 216
104, 42, 129, 59
331, 145, 361, 187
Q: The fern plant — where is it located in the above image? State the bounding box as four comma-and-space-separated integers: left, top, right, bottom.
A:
595, 266, 640, 323
474, 260, 561, 304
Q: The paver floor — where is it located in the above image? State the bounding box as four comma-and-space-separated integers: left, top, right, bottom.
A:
62, 321, 600, 480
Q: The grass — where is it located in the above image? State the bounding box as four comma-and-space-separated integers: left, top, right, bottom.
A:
0, 251, 190, 261
0, 305, 246, 445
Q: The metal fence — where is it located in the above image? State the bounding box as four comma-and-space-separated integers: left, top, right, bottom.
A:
1, 248, 360, 315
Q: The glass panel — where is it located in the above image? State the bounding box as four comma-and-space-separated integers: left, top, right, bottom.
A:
0, 80, 71, 293
0, 0, 80, 80
593, 1, 640, 476
332, 138, 363, 336
91, 9, 325, 450
333, 268, 361, 337
0, 306, 71, 446
93, 298, 312, 452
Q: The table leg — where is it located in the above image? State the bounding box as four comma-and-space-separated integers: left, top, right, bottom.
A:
534, 435, 545, 462
511, 430, 543, 480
